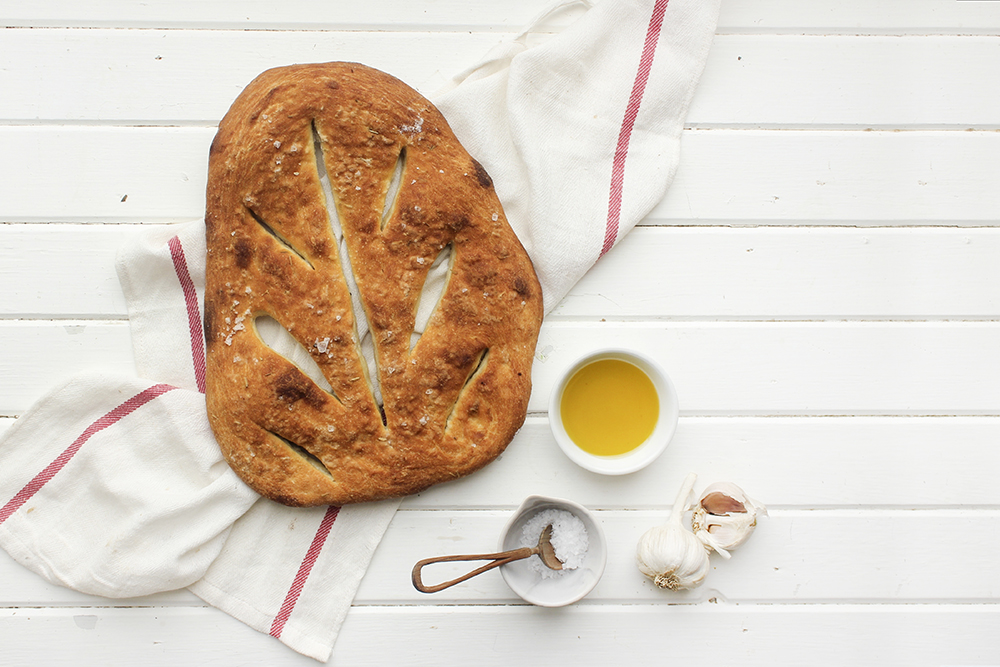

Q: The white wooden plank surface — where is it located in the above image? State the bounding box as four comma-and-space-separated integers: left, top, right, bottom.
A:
360, 510, 1000, 603
690, 35, 1000, 128
0, 126, 211, 223
4, 127, 1000, 223
0, 30, 499, 121
3, 509, 999, 605
0, 322, 136, 413
410, 416, 1000, 509
6, 225, 1000, 320
556, 228, 1000, 319
4, 0, 1000, 33
657, 129, 1000, 223
2, 0, 998, 663
0, 0, 550, 31
3, 320, 1000, 417
2, 605, 999, 666
2, 414, 998, 508
717, 0, 1000, 34
3, 32, 999, 127
0, 224, 134, 318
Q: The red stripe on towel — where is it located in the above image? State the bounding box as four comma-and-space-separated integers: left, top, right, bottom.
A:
602, 0, 670, 257
168, 235, 207, 394
0, 383, 177, 525
270, 505, 341, 638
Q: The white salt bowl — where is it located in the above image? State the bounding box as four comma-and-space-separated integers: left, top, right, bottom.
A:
498, 495, 606, 607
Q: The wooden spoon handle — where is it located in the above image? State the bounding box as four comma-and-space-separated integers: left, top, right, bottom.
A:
411, 547, 535, 593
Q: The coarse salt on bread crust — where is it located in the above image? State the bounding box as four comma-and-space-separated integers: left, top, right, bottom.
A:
204, 62, 543, 506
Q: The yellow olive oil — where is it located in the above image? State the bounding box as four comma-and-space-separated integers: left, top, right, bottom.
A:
560, 358, 659, 457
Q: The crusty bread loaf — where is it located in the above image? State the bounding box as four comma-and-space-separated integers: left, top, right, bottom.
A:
204, 62, 543, 507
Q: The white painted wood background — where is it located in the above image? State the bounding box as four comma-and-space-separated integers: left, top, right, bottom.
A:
2, 0, 1000, 664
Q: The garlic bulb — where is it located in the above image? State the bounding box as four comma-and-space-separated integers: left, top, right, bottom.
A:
691, 481, 767, 559
635, 472, 709, 591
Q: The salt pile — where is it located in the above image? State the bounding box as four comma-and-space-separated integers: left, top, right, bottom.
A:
520, 508, 589, 579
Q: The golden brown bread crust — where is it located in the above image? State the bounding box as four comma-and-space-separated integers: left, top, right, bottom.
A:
204, 62, 543, 507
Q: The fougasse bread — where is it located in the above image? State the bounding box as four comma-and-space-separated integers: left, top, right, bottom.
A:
203, 62, 543, 507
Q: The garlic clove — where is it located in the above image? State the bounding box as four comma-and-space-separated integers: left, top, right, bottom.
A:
635, 472, 710, 591
691, 481, 766, 557
701, 490, 748, 515
700, 481, 767, 517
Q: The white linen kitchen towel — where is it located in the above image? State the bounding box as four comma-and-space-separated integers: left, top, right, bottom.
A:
436, 0, 720, 310
0, 0, 719, 661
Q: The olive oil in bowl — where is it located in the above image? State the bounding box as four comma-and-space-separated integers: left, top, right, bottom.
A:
560, 359, 659, 457
549, 349, 679, 475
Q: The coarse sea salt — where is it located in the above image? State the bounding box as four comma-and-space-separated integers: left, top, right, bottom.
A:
520, 508, 588, 579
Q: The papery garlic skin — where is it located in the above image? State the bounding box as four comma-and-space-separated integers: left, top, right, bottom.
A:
636, 472, 709, 590
691, 481, 767, 558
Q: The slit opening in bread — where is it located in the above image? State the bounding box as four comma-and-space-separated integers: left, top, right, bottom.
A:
410, 243, 455, 351
267, 430, 333, 478
253, 314, 341, 403
445, 347, 490, 428
312, 120, 383, 415
380, 146, 406, 231
312, 121, 343, 244
245, 206, 315, 269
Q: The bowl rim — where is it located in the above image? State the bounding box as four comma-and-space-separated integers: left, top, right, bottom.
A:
498, 494, 607, 607
548, 348, 679, 475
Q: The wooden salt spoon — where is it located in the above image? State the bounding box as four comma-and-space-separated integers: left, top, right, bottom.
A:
412, 524, 563, 593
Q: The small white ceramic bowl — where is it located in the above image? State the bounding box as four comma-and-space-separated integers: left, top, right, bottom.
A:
498, 495, 606, 607
549, 348, 679, 475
